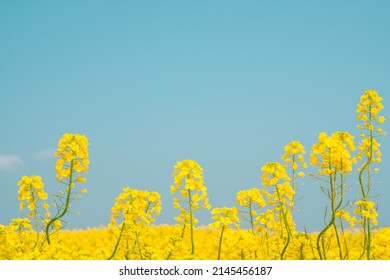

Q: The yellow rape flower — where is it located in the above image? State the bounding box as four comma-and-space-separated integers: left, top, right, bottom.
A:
17, 175, 50, 248
107, 187, 161, 260
45, 133, 90, 245
261, 162, 290, 187
355, 200, 378, 226
356, 90, 385, 260
170, 159, 211, 255
311, 131, 356, 176
55, 133, 89, 182
210, 207, 240, 260
210, 207, 240, 229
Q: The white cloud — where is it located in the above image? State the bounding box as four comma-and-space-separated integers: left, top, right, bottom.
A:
0, 155, 23, 172
33, 147, 56, 160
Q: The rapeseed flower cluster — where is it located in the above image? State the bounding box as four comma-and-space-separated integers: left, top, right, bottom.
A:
261, 162, 295, 259
170, 160, 210, 210
170, 159, 211, 255
17, 175, 49, 216
45, 133, 90, 244
236, 188, 266, 233
210, 207, 240, 229
310, 131, 356, 175
281, 140, 307, 179
356, 89, 386, 135
108, 187, 161, 259
355, 200, 378, 226
356, 89, 386, 259
210, 207, 240, 259
109, 187, 161, 228
55, 133, 89, 182
310, 131, 357, 260
17, 175, 50, 248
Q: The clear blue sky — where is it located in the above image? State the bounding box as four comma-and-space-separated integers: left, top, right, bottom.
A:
1, 0, 389, 232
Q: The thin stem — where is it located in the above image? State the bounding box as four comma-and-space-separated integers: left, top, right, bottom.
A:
180, 223, 186, 238
275, 185, 292, 260
367, 219, 372, 260
357, 105, 374, 260
188, 189, 195, 255
217, 225, 225, 260
166, 250, 173, 260
291, 155, 296, 204
135, 231, 143, 260
316, 173, 335, 260
333, 221, 343, 260
107, 222, 126, 260
31, 191, 40, 250
249, 201, 255, 234
248, 201, 258, 259
45, 160, 74, 245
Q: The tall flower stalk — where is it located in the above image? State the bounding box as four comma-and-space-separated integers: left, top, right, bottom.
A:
236, 188, 266, 259
209, 207, 239, 260
17, 175, 50, 249
107, 187, 161, 260
261, 162, 294, 260
44, 133, 89, 245
355, 90, 386, 260
281, 141, 307, 202
310, 131, 356, 260
236, 188, 266, 235
170, 159, 211, 255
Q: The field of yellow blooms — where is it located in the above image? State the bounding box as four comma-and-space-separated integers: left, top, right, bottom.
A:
0, 90, 388, 260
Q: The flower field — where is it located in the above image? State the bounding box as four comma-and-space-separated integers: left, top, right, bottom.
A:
2, 223, 390, 260
0, 90, 388, 260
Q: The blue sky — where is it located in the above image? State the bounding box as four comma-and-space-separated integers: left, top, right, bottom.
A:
1, 1, 389, 232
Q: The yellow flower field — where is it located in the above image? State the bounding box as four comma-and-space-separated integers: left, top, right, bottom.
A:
0, 90, 387, 260
1, 224, 390, 260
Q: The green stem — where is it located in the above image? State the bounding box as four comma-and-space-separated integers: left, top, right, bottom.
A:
33, 210, 40, 250
367, 219, 371, 260
107, 222, 126, 260
358, 107, 374, 260
135, 231, 143, 260
217, 225, 225, 260
45, 161, 74, 245
340, 220, 349, 260
188, 189, 195, 255
181, 223, 186, 238
166, 249, 173, 260
249, 201, 258, 259
31, 191, 40, 250
333, 220, 343, 259
249, 201, 255, 235
275, 185, 292, 260
359, 217, 368, 260
316, 172, 335, 260
334, 166, 344, 260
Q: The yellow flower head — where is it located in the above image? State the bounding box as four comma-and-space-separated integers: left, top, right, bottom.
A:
236, 188, 266, 208
17, 175, 49, 213
281, 140, 307, 187
170, 159, 211, 211
357, 90, 386, 136
109, 187, 161, 228
310, 131, 356, 175
261, 162, 290, 186
55, 133, 89, 182
282, 141, 306, 169
210, 207, 240, 229
7, 218, 33, 233
355, 200, 378, 225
